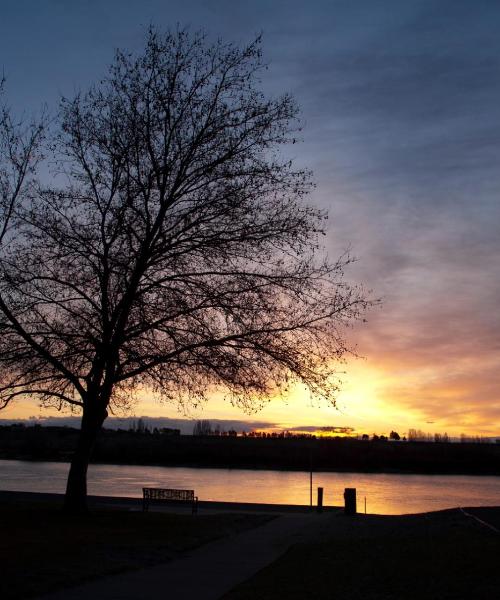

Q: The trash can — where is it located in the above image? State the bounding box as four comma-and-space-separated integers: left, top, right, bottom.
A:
317, 487, 324, 513
344, 487, 357, 515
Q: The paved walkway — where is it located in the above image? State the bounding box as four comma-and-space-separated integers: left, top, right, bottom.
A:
38, 510, 335, 600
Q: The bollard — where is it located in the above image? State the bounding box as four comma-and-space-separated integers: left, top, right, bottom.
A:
317, 487, 324, 513
344, 487, 357, 515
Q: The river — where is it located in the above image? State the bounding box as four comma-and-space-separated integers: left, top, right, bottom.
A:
0, 459, 498, 514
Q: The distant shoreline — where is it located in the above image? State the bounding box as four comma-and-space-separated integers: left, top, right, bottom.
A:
1, 425, 499, 476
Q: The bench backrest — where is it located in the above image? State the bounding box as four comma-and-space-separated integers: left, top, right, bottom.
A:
143, 487, 195, 502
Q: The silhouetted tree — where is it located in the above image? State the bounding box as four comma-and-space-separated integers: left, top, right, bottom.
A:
132, 418, 149, 434
0, 78, 45, 247
193, 419, 213, 436
389, 430, 400, 441
0, 29, 369, 512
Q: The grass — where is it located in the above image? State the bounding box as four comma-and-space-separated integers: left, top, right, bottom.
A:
223, 508, 500, 600
0, 500, 273, 599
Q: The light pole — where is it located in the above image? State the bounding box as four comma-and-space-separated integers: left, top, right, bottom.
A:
309, 444, 313, 509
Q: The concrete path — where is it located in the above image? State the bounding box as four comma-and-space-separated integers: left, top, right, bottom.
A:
38, 511, 334, 600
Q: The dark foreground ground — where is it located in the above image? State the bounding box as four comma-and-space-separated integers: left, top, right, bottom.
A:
0, 496, 272, 599
223, 506, 500, 600
2, 491, 498, 600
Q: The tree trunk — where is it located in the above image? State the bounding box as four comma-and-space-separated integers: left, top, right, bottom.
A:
64, 408, 106, 514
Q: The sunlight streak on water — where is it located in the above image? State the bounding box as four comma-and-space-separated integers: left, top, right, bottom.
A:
0, 459, 498, 514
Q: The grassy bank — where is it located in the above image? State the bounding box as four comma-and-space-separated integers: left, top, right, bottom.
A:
223, 507, 500, 600
0, 499, 273, 599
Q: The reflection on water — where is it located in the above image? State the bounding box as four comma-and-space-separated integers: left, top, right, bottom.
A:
0, 459, 498, 514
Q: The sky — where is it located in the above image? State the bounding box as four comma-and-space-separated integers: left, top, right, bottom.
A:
0, 0, 499, 437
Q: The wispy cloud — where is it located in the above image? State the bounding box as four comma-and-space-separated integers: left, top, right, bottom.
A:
0, 1, 499, 435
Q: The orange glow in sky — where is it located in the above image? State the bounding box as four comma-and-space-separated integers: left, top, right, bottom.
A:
2, 355, 497, 438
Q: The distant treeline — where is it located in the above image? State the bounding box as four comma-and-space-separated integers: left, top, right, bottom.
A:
0, 424, 499, 475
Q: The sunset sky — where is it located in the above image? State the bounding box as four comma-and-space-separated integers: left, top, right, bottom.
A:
1, 0, 499, 437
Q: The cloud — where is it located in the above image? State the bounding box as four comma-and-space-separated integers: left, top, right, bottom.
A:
1, 0, 499, 436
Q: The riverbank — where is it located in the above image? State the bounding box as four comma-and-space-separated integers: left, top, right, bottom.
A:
2, 491, 499, 600
223, 506, 500, 600
0, 489, 334, 513
0, 492, 275, 600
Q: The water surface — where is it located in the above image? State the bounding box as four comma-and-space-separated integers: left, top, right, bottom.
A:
0, 459, 498, 514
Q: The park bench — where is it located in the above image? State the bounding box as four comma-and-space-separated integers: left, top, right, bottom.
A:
142, 487, 198, 514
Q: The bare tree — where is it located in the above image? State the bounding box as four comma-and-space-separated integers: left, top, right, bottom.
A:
0, 78, 45, 246
0, 78, 47, 408
0, 30, 369, 513
193, 420, 213, 436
